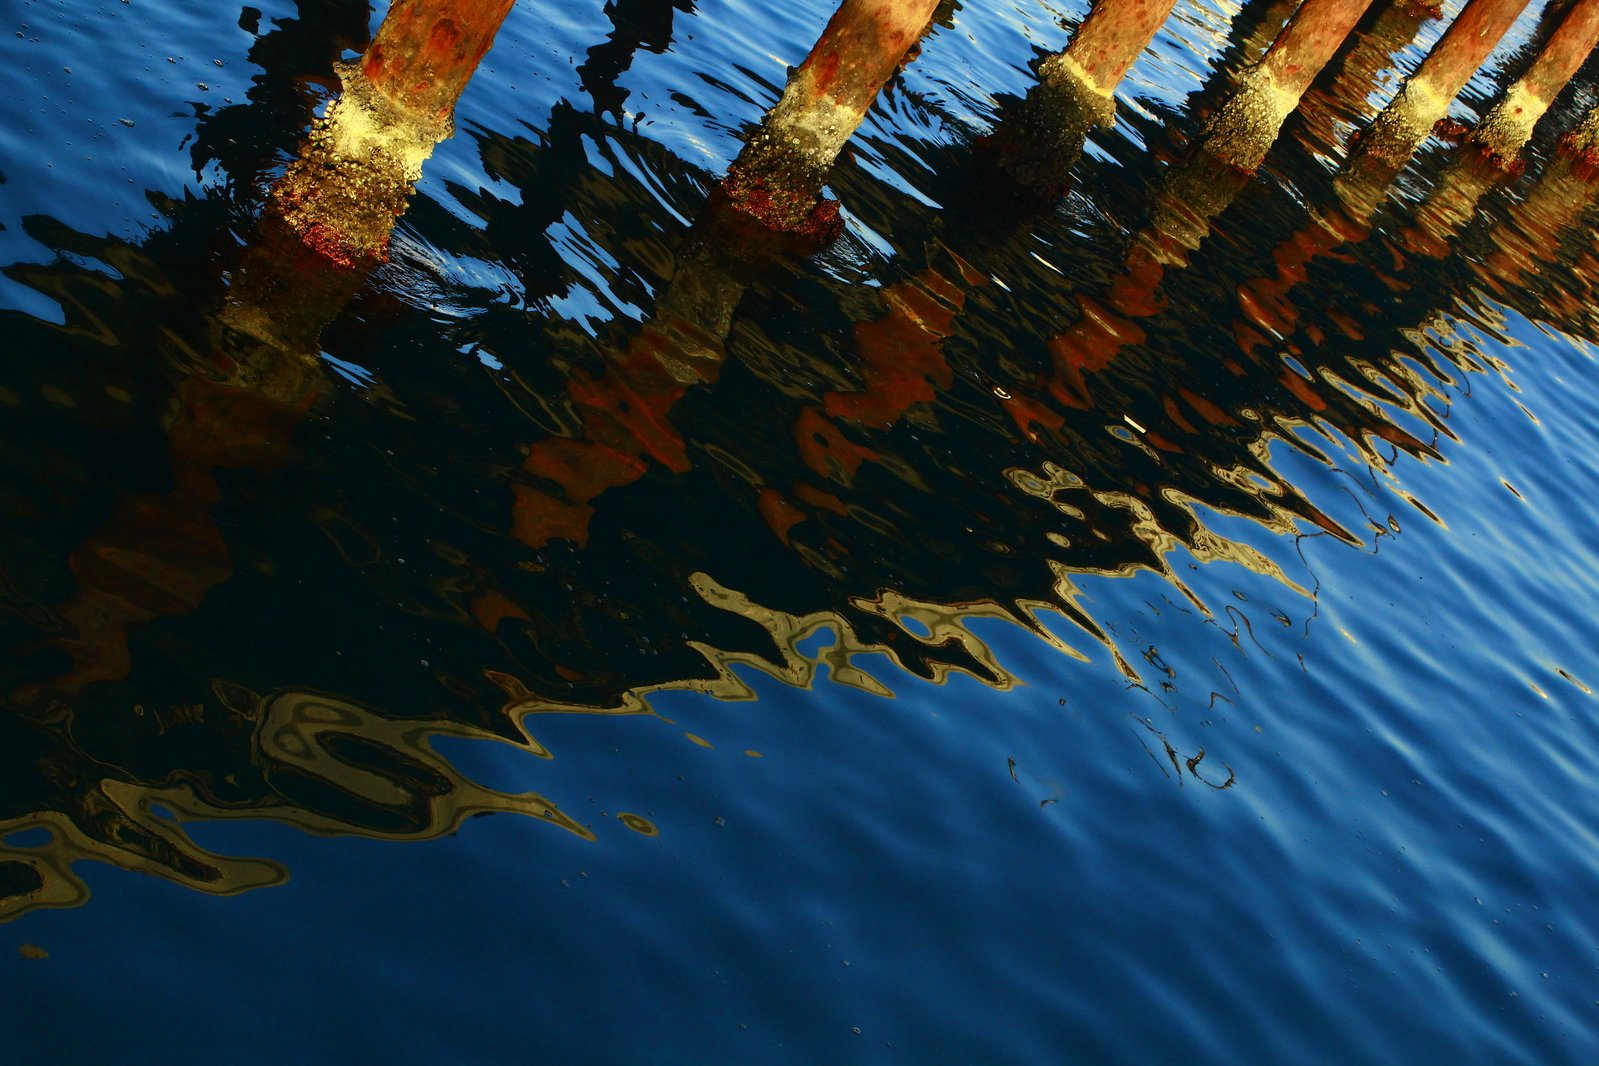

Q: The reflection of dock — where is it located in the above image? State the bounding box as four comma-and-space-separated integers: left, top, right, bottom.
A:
7, 0, 1599, 926
511, 0, 945, 550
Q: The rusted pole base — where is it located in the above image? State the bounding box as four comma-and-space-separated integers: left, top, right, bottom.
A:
719, 0, 941, 235
1358, 0, 1531, 168
268, 0, 515, 269
268, 64, 451, 270
1471, 0, 1599, 163
980, 0, 1179, 203
1201, 0, 1377, 171
1558, 105, 1599, 179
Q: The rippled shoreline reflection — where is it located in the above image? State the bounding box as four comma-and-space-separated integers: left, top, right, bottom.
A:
3, 0, 1599, 929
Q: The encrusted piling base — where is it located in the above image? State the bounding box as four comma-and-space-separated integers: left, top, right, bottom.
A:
976, 57, 1115, 205
269, 62, 450, 269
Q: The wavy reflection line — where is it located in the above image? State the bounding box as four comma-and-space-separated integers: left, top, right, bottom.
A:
0, 684, 591, 923
485, 570, 1104, 725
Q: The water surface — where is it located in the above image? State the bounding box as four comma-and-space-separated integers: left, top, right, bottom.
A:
3, 0, 1599, 1061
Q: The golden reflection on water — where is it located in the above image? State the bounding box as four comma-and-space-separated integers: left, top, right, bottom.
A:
0, 683, 591, 921
8, 0, 1599, 922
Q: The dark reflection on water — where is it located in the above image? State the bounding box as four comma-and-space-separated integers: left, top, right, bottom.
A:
1, 0, 1597, 943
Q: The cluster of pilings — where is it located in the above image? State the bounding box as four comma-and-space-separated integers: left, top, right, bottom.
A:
219, 0, 1599, 365
10, 0, 1599, 921
19, 0, 1599, 697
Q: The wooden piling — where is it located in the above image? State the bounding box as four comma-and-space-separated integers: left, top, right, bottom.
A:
270, 0, 517, 269
1360, 0, 1532, 166
1202, 0, 1378, 170
1471, 0, 1599, 163
983, 0, 1180, 201
719, 0, 942, 234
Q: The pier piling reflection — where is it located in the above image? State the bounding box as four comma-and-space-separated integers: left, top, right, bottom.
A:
4, 0, 1599, 936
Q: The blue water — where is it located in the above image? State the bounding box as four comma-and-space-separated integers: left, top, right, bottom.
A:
4, 0, 1599, 1061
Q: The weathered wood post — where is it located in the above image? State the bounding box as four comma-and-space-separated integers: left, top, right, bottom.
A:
1359, 0, 1532, 166
717, 0, 944, 236
1233, 0, 1535, 351
1202, 0, 1379, 170
513, 0, 943, 549
980, 0, 1180, 201
269, 0, 517, 269
1470, 0, 1599, 163
20, 2, 521, 703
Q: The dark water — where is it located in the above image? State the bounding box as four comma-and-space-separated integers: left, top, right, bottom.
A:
4, 0, 1599, 1060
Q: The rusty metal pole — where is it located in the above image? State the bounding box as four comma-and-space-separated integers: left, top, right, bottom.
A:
1295, 0, 1433, 159
269, 0, 517, 269
512, 0, 944, 549
719, 0, 942, 234
1477, 103, 1599, 296
982, 0, 1180, 200
361, 0, 517, 122
1471, 0, 1599, 162
1202, 0, 1379, 170
1408, 1, 1599, 253
1360, 0, 1533, 166
1232, 0, 1535, 350
1055, 0, 1182, 97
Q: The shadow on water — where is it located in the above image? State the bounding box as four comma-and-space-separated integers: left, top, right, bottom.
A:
2, 0, 1598, 920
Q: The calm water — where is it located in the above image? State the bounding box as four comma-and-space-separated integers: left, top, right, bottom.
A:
3, 0, 1599, 1060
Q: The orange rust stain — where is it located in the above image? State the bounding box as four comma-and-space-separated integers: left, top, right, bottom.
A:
469, 588, 532, 634
427, 17, 463, 55
756, 489, 808, 547
809, 49, 843, 96
1178, 386, 1239, 427
1279, 367, 1328, 412
793, 406, 878, 480
291, 219, 375, 270
1161, 393, 1199, 435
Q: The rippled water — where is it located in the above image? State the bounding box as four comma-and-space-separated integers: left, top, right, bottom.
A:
4, 0, 1599, 1060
